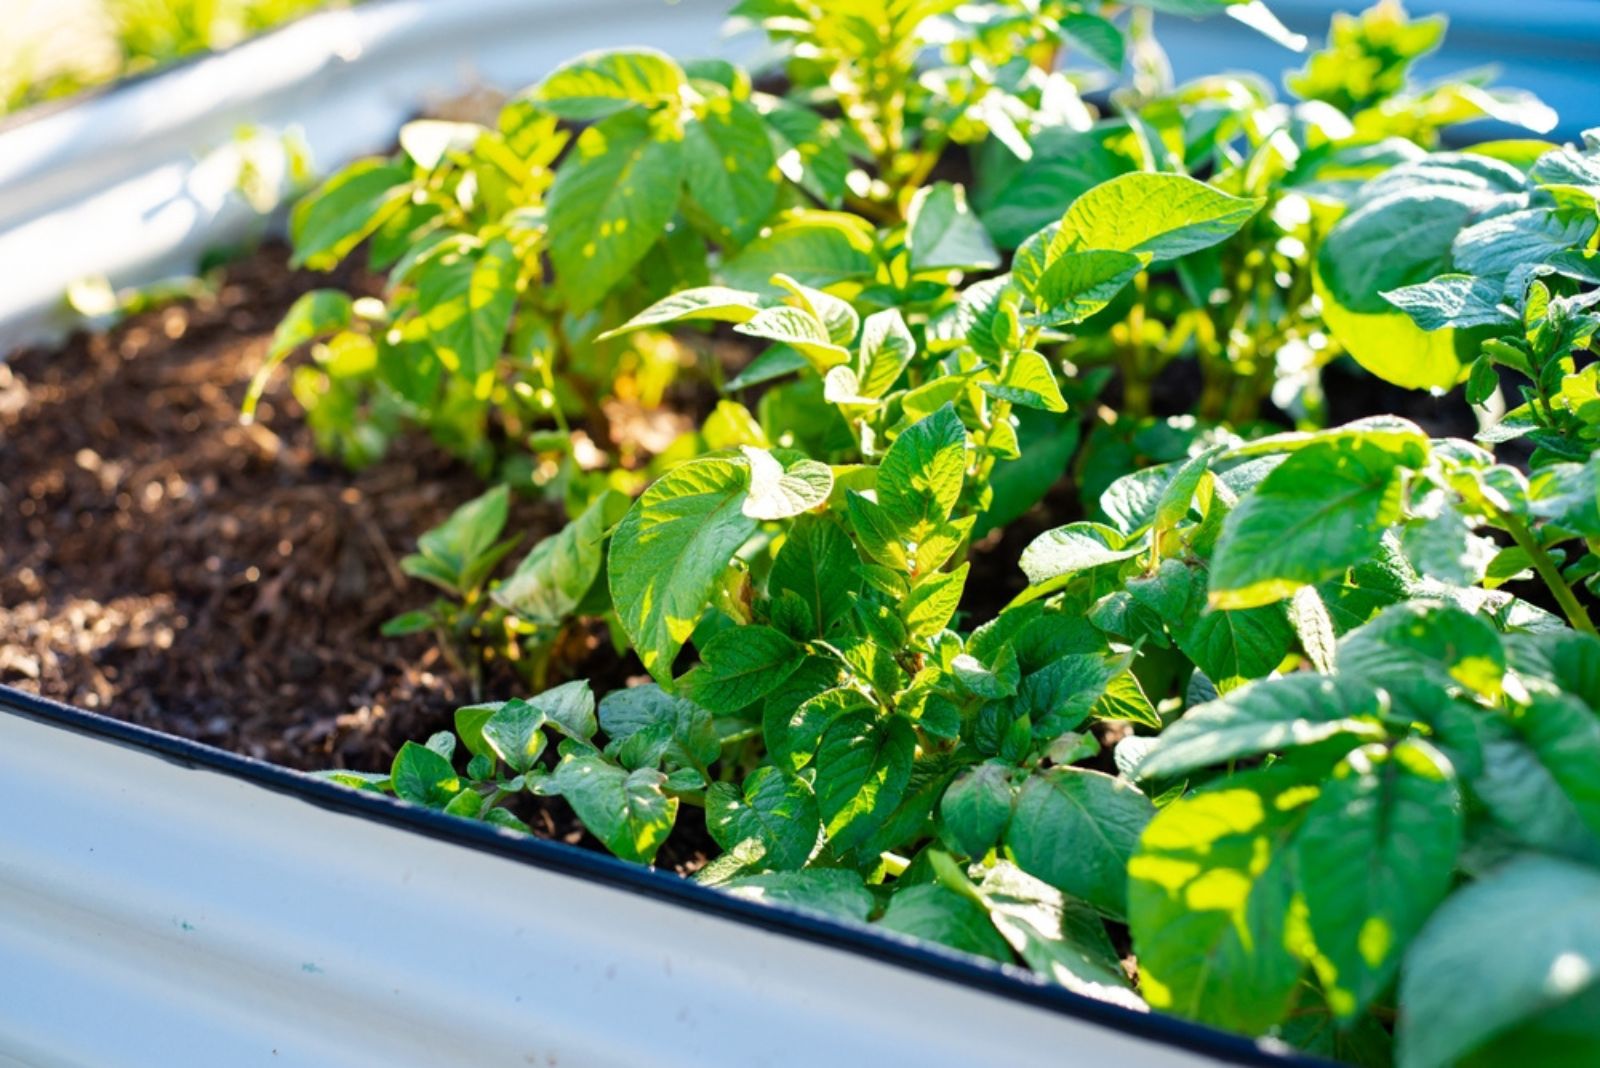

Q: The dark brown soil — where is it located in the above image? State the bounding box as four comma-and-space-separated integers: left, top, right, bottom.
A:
0, 244, 497, 768
0, 242, 718, 872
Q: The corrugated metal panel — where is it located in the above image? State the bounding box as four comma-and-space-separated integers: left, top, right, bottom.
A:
0, 688, 1319, 1068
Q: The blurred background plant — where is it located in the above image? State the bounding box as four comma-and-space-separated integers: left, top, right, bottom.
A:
0, 0, 337, 116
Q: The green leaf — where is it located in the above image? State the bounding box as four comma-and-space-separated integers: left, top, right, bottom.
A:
1019, 522, 1141, 586
975, 128, 1131, 248
877, 405, 968, 536
720, 216, 875, 292
390, 741, 461, 807
680, 624, 804, 712
1059, 11, 1125, 70
548, 108, 686, 314
1026, 249, 1147, 326
598, 286, 763, 339
1384, 274, 1512, 331
706, 766, 819, 869
941, 760, 1015, 856
494, 490, 626, 626
1129, 766, 1313, 1033
1051, 172, 1263, 262
1126, 559, 1294, 691
1209, 438, 1412, 609
902, 563, 969, 637
685, 97, 779, 245
552, 754, 677, 863
1399, 856, 1600, 1068
534, 679, 600, 741
412, 485, 511, 590
716, 869, 875, 921
267, 290, 354, 363
1296, 739, 1462, 1020
857, 308, 916, 399
815, 712, 915, 855
983, 350, 1067, 412
741, 446, 834, 520
414, 237, 518, 395
528, 47, 686, 120
769, 514, 860, 636
876, 882, 1011, 963
907, 182, 999, 271
981, 862, 1144, 1009
290, 159, 411, 270
481, 698, 548, 774
1136, 673, 1382, 782
609, 458, 758, 681
733, 305, 850, 369
598, 683, 716, 769
1007, 767, 1153, 919
245, 289, 355, 419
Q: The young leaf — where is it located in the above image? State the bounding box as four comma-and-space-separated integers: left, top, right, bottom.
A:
1051, 172, 1264, 262
609, 458, 759, 681
1295, 739, 1462, 1021
857, 308, 916, 399
877, 405, 968, 535
553, 754, 677, 863
548, 108, 686, 314
706, 766, 819, 869
1399, 855, 1600, 1068
598, 286, 763, 339
1129, 766, 1314, 1033
907, 182, 1000, 272
902, 562, 969, 636
290, 159, 411, 270
390, 741, 461, 807
529, 47, 686, 120
685, 97, 779, 245
481, 698, 548, 775
983, 350, 1067, 412
815, 712, 915, 856
1007, 767, 1153, 919
741, 446, 834, 520
769, 514, 860, 636
1209, 438, 1413, 609
679, 624, 804, 712
494, 489, 626, 626
734, 306, 850, 369
411, 484, 511, 591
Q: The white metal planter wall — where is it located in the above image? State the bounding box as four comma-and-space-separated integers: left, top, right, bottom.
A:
0, 689, 1309, 1068
0, 0, 736, 352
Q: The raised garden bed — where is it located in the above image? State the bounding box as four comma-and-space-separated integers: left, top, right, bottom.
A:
4, 1, 1600, 1065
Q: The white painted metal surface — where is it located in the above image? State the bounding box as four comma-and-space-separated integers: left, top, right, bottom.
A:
0, 701, 1282, 1068
0, 0, 733, 352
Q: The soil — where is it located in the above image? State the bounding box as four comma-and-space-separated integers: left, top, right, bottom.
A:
0, 244, 476, 766
0, 243, 719, 870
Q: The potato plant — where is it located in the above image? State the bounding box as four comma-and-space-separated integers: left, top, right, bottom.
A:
294, 1, 1600, 1064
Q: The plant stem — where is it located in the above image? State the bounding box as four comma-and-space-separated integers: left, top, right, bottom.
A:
1498, 508, 1598, 637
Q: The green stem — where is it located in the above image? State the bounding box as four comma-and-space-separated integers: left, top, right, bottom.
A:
1498, 508, 1598, 637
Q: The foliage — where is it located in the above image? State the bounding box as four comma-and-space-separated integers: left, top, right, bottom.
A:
282, 1, 1600, 1064
2, 0, 335, 116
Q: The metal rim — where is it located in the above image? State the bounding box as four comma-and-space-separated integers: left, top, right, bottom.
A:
0, 681, 1329, 1067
